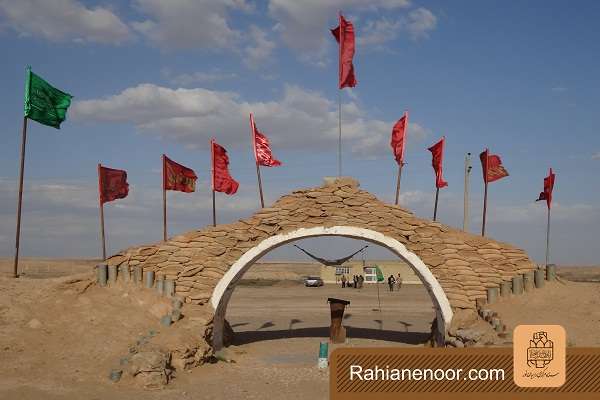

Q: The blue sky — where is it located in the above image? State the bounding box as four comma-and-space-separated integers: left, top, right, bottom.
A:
0, 0, 598, 264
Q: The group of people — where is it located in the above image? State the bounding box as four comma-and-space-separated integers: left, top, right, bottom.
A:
340, 274, 364, 289
388, 274, 403, 292
339, 272, 404, 292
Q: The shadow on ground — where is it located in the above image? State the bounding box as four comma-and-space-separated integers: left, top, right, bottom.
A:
232, 326, 430, 345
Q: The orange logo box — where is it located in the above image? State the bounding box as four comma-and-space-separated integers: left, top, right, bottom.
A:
513, 324, 566, 387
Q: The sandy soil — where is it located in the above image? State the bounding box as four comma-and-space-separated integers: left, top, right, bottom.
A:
0, 257, 98, 278
228, 282, 435, 345
488, 280, 600, 346
0, 263, 434, 400
1, 259, 599, 399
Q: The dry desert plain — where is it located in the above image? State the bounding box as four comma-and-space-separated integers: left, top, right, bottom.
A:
0, 258, 599, 399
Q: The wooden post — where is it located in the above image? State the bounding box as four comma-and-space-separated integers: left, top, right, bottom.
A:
545, 206, 551, 266
433, 187, 440, 221
97, 163, 106, 260
328, 297, 350, 344
394, 163, 403, 205
463, 153, 471, 231
13, 116, 28, 278
162, 154, 167, 241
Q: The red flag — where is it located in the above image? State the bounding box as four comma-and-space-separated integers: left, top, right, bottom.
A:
250, 113, 281, 167
163, 155, 197, 193
331, 13, 357, 89
479, 148, 509, 183
99, 165, 129, 204
536, 168, 555, 209
211, 139, 239, 195
427, 137, 448, 189
390, 111, 408, 165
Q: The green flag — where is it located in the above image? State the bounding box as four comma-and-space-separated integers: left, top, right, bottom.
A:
375, 265, 384, 282
24, 67, 73, 129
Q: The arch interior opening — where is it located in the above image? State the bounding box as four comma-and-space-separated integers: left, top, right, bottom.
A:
223, 236, 438, 361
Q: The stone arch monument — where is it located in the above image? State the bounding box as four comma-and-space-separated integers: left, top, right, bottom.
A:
107, 178, 536, 348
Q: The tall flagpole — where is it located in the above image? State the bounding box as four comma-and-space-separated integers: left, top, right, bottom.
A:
97, 163, 107, 260
545, 206, 551, 266
463, 153, 471, 231
162, 154, 167, 241
481, 182, 488, 236
250, 115, 265, 208
211, 139, 216, 227
481, 149, 489, 236
255, 163, 264, 208
338, 89, 342, 178
337, 12, 342, 178
433, 187, 440, 221
13, 116, 29, 278
394, 163, 403, 205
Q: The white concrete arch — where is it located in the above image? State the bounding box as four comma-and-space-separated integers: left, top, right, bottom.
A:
210, 226, 453, 349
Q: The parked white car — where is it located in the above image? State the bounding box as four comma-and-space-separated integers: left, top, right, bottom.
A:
304, 276, 324, 287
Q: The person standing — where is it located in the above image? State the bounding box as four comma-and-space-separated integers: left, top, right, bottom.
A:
396, 273, 403, 291
353, 275, 358, 289
341, 274, 347, 288
388, 275, 396, 292
359, 274, 364, 289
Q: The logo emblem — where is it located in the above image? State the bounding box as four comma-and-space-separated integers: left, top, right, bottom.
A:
513, 325, 566, 387
527, 331, 554, 368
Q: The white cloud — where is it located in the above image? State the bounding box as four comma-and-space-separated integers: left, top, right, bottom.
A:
131, 0, 251, 50
0, 176, 259, 257
551, 86, 568, 93
71, 82, 430, 158
591, 152, 600, 160
163, 69, 239, 86
268, 0, 412, 60
0, 0, 131, 44
357, 17, 402, 47
358, 7, 437, 49
351, 121, 429, 159
406, 7, 437, 39
244, 25, 277, 69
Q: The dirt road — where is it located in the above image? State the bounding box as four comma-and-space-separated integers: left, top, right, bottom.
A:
228, 282, 435, 346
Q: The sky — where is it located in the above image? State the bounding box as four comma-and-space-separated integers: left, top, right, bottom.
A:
0, 0, 599, 265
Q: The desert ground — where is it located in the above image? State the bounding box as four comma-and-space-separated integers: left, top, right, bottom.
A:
0, 259, 599, 399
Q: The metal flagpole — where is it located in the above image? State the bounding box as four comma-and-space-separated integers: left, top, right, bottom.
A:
481, 148, 489, 236
337, 12, 342, 178
13, 116, 28, 278
394, 163, 403, 205
250, 115, 265, 208
377, 281, 381, 312
463, 153, 471, 231
162, 154, 167, 241
211, 140, 216, 227
433, 187, 440, 221
97, 163, 107, 260
338, 89, 342, 178
545, 206, 551, 266
482, 182, 488, 236
212, 190, 216, 227
255, 163, 264, 209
